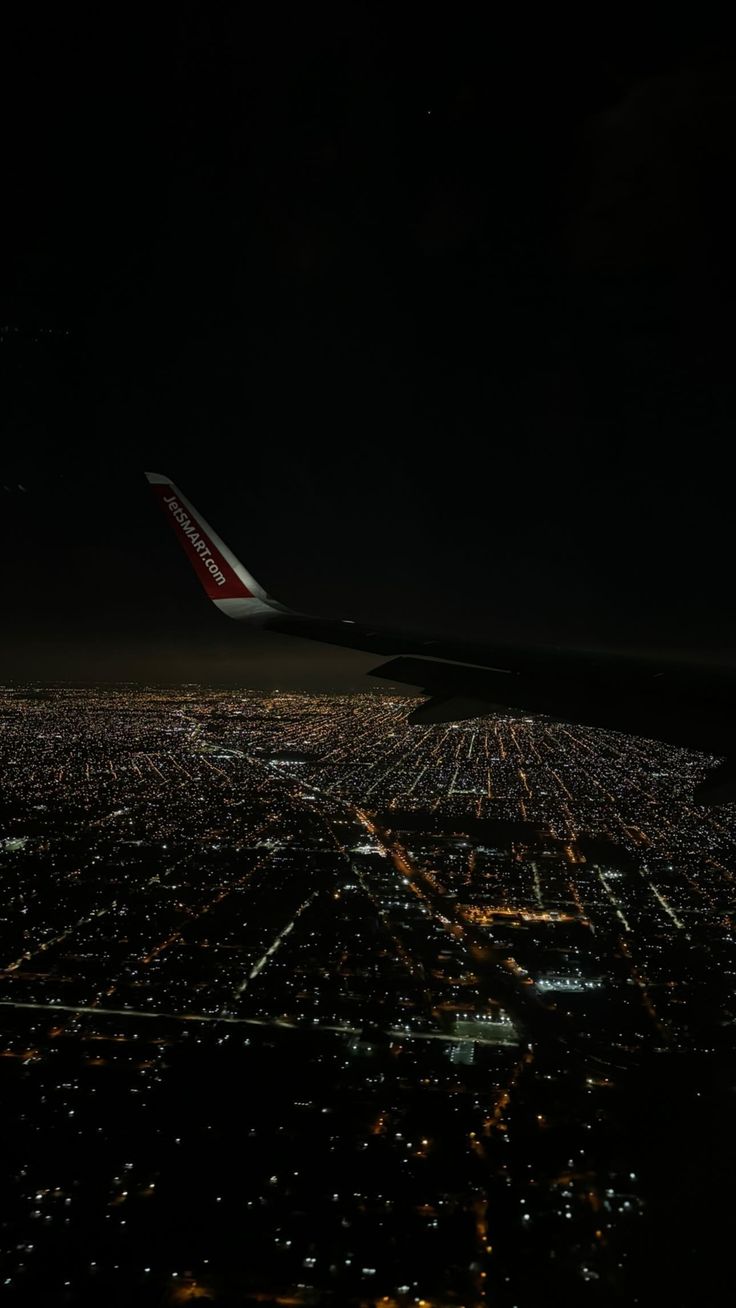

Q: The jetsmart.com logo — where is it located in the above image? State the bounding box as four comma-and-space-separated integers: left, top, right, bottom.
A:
163, 495, 227, 587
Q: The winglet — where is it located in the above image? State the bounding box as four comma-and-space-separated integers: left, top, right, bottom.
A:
145, 472, 284, 620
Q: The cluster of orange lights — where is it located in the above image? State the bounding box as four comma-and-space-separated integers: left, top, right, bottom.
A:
461, 905, 575, 925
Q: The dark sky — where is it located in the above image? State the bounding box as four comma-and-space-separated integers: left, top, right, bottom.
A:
3, 10, 736, 684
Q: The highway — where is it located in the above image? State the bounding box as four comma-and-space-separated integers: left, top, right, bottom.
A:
0, 998, 517, 1046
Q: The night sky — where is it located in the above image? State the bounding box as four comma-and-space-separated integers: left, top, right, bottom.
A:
3, 11, 736, 685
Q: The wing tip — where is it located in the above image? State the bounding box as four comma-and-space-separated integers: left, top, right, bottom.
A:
144, 471, 171, 485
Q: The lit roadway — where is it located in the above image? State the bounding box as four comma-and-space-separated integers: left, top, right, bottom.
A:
235, 891, 318, 995
0, 999, 516, 1047
354, 809, 569, 1050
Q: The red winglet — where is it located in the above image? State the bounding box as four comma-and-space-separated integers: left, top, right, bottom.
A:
145, 473, 276, 618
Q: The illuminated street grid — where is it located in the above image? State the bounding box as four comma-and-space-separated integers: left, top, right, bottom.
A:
0, 685, 734, 1307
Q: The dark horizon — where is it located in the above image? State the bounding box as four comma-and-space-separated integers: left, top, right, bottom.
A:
4, 13, 736, 681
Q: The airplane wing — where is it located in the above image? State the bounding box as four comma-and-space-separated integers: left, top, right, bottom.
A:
145, 471, 517, 670
145, 471, 736, 803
